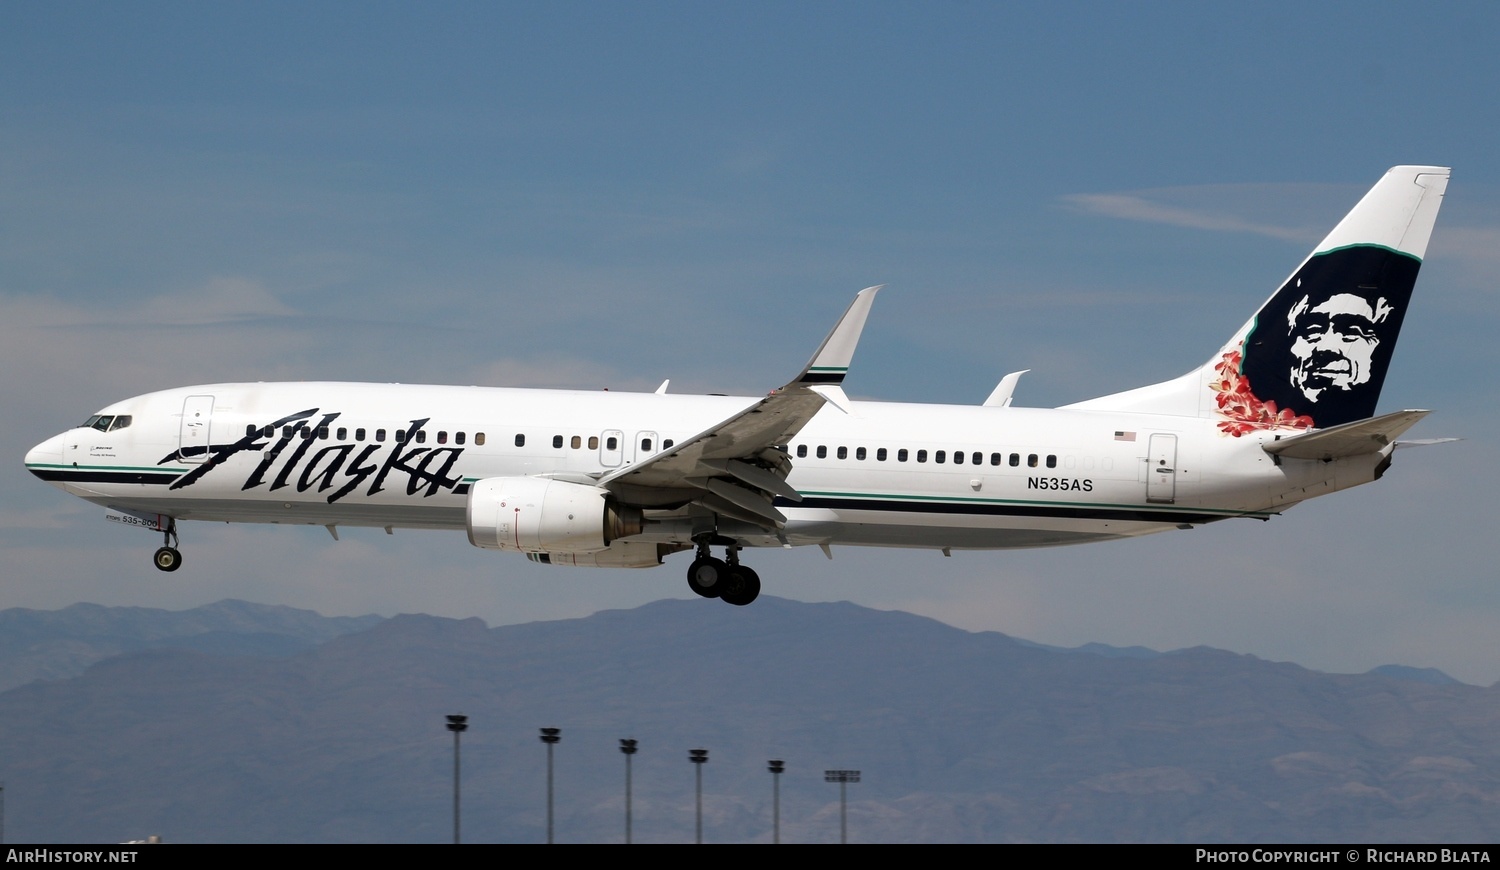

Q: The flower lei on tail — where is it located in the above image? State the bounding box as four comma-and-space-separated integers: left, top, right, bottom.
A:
1210, 349, 1315, 437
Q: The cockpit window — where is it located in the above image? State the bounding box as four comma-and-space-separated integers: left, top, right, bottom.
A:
80, 414, 132, 432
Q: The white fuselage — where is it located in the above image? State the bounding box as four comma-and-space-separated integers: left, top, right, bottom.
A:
25, 381, 1370, 557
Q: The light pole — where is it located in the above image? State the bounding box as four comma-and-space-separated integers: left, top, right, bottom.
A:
768, 760, 784, 844
824, 769, 860, 844
445, 715, 467, 845
539, 728, 560, 844
689, 748, 708, 844
620, 739, 638, 844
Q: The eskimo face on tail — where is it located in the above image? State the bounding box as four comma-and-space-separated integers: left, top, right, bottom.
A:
1286, 289, 1391, 402
1237, 244, 1420, 430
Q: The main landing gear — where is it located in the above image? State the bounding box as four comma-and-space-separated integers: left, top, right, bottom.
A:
153, 518, 182, 573
685, 537, 760, 606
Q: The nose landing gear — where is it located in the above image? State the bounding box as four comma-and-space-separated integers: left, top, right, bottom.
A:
153, 518, 182, 572
685, 537, 760, 606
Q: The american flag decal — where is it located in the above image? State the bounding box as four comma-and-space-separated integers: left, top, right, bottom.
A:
1114, 431, 1136, 441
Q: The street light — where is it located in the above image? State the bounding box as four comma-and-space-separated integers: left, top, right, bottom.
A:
445, 715, 468, 845
689, 748, 709, 844
620, 739, 639, 844
768, 760, 785, 844
824, 769, 861, 844
539, 728, 561, 844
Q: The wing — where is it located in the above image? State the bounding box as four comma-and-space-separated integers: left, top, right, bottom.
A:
598, 286, 881, 528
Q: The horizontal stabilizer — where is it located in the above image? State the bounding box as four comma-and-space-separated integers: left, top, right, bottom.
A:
1394, 437, 1460, 449
1263, 410, 1430, 461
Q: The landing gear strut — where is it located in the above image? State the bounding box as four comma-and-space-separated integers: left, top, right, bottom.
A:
153, 518, 182, 573
685, 536, 760, 606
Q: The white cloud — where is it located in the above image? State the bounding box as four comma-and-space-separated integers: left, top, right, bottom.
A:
1060, 189, 1318, 242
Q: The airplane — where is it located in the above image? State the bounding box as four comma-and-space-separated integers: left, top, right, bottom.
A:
26, 165, 1450, 607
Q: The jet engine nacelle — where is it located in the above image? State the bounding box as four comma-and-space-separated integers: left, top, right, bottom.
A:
466, 477, 644, 553
526, 542, 670, 569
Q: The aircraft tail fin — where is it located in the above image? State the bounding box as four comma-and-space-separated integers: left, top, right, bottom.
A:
1066, 166, 1450, 434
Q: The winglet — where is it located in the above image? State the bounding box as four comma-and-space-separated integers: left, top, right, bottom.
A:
983, 370, 1030, 407
793, 286, 882, 386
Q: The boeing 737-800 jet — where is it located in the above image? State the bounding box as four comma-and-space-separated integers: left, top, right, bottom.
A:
26, 166, 1450, 606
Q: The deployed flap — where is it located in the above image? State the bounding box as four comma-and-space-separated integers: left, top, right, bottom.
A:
1263, 409, 1429, 461
598, 287, 882, 527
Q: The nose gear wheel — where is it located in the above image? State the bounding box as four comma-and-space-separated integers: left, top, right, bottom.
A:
153, 518, 182, 572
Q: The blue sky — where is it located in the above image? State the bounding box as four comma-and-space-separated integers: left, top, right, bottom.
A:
4, 2, 1499, 683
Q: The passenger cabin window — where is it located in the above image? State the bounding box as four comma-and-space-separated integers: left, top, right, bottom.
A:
898, 448, 909, 462
972, 452, 982, 465
606, 436, 618, 450
475, 433, 486, 446
877, 448, 887, 461
376, 429, 387, 443
356, 428, 366, 441
935, 450, 946, 464
663, 439, 674, 449
917, 450, 928, 463
856, 447, 867, 460
588, 436, 599, 450
641, 438, 652, 451
1046, 455, 1057, 468
1009, 453, 1020, 467
395, 431, 406, 444
990, 453, 1002, 466
816, 446, 827, 459
552, 435, 564, 449
514, 434, 525, 447
415, 430, 427, 444
1027, 454, 1038, 467
437, 431, 448, 444
456, 432, 466, 445
837, 446, 847, 459
797, 445, 808, 458
571, 435, 582, 449
953, 451, 963, 465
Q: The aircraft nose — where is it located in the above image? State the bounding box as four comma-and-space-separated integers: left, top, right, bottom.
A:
24, 434, 64, 481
